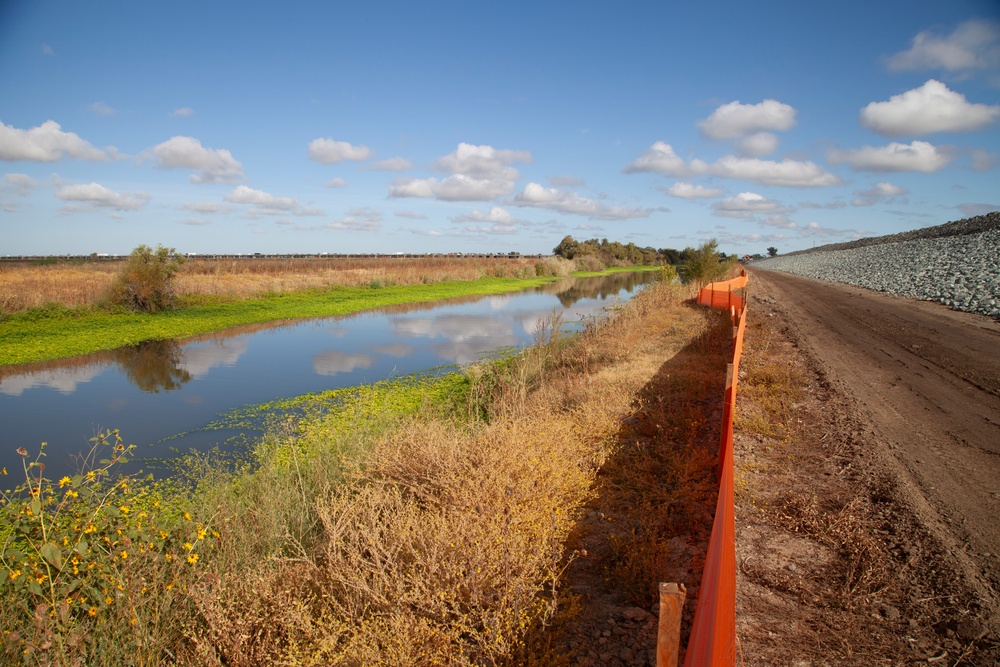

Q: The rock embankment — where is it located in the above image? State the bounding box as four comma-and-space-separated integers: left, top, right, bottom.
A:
752, 212, 1000, 319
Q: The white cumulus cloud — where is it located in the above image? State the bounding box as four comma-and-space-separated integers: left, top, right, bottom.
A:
308, 138, 372, 164
389, 175, 516, 201
710, 156, 842, 187
699, 99, 797, 140
152, 136, 244, 184
712, 192, 791, 219
625, 143, 838, 187
55, 182, 149, 211
859, 80, 1000, 136
3, 173, 38, 194
735, 132, 779, 157
852, 182, 908, 206
371, 157, 413, 172
0, 120, 118, 162
887, 19, 1000, 73
829, 140, 955, 172
224, 185, 322, 216
665, 182, 724, 199
451, 206, 516, 225
513, 183, 649, 220
450, 207, 526, 234
325, 207, 382, 231
433, 143, 531, 180
394, 210, 427, 220
623, 142, 708, 177
182, 202, 230, 214
170, 107, 194, 117
387, 143, 530, 201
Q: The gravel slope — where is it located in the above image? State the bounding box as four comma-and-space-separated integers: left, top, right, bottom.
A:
751, 212, 1000, 319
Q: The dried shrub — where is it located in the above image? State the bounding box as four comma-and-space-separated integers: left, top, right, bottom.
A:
103, 244, 186, 313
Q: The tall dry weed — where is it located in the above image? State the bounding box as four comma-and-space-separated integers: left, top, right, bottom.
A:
0, 257, 554, 313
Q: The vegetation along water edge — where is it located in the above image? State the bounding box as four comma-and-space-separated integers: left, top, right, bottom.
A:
0, 268, 658, 368
1, 275, 733, 665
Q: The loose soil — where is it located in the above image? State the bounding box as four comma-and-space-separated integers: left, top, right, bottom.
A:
734, 269, 1000, 666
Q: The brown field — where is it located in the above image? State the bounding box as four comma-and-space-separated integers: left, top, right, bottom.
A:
0, 255, 574, 313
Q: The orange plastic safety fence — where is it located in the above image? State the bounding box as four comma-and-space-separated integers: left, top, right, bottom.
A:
679, 274, 748, 667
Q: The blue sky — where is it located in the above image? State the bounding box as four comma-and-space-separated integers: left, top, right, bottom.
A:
1, 0, 998, 257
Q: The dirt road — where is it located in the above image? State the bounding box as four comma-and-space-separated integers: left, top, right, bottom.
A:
752, 269, 1000, 585
737, 268, 1000, 664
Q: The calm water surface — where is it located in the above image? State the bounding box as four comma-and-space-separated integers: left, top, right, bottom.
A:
0, 273, 656, 477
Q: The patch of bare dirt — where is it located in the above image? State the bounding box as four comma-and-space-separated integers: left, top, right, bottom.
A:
735, 270, 1000, 666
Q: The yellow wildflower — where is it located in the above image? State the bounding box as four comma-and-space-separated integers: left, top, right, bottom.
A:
183, 511, 191, 521
197, 527, 207, 540
88, 607, 97, 617
187, 553, 199, 565
59, 476, 72, 488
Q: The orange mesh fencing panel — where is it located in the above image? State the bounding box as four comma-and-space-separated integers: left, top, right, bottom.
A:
681, 282, 747, 667
683, 430, 737, 666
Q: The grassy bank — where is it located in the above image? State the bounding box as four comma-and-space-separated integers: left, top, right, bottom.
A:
0, 267, 663, 367
2, 277, 727, 666
0, 276, 556, 367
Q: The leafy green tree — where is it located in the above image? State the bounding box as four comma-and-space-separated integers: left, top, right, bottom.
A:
682, 238, 731, 287
553, 235, 579, 259
767, 246, 778, 257
105, 244, 186, 313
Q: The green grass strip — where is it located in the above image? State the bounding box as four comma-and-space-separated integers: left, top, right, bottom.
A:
0, 277, 556, 367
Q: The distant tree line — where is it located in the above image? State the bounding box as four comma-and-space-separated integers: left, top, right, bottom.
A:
552, 235, 738, 276
551, 236, 662, 268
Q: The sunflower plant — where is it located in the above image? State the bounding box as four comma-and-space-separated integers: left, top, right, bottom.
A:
0, 430, 215, 665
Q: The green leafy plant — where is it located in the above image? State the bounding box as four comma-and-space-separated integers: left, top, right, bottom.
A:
681, 238, 733, 288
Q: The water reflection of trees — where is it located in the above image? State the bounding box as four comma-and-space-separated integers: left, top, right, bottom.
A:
546, 272, 658, 308
111, 340, 192, 393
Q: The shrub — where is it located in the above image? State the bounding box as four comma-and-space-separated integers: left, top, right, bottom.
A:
681, 239, 731, 288
534, 257, 574, 277
658, 263, 679, 284
572, 255, 606, 273
104, 245, 186, 313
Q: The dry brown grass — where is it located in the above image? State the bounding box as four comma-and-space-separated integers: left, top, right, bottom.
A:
171, 280, 731, 666
0, 256, 571, 313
